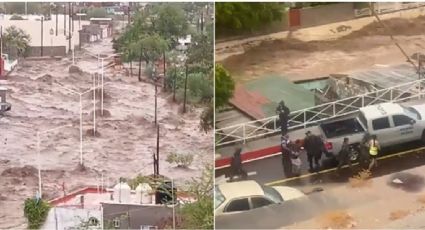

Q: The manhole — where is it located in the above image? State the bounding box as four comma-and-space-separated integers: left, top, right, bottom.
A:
387, 173, 425, 192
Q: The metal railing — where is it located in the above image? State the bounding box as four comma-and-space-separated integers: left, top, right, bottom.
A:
215, 79, 425, 147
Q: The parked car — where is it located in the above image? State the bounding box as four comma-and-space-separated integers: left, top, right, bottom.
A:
215, 180, 305, 215
318, 102, 425, 161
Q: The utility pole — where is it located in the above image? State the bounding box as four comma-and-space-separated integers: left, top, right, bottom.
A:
201, 10, 204, 34
41, 17, 44, 57
71, 3, 74, 32
163, 51, 166, 90
68, 2, 72, 53
155, 80, 158, 125
55, 5, 58, 36
127, 5, 131, 26
156, 125, 159, 176
183, 64, 188, 113
64, 4, 66, 36
0, 26, 3, 56
173, 67, 177, 102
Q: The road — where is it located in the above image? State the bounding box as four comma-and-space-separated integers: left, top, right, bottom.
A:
216, 141, 425, 188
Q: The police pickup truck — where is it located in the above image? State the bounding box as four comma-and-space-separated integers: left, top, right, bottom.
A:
318, 102, 425, 160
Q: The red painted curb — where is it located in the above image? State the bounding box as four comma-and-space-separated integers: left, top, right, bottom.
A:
215, 145, 282, 169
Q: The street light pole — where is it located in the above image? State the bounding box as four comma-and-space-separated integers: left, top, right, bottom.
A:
93, 74, 96, 134
101, 58, 104, 115
37, 132, 42, 198
79, 94, 83, 165
41, 17, 44, 57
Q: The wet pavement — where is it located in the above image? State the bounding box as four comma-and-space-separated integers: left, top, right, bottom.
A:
216, 141, 425, 187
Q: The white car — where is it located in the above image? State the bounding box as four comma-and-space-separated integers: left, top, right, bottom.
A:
215, 180, 305, 215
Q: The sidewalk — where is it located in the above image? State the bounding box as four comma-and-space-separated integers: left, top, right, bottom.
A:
215, 126, 321, 168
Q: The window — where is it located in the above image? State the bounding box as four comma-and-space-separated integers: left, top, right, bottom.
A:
251, 197, 273, 209
261, 185, 283, 203
214, 186, 225, 209
113, 218, 120, 228
224, 198, 250, 212
372, 117, 390, 130
393, 115, 413, 127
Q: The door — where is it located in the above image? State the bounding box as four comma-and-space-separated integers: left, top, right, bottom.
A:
392, 114, 418, 143
370, 116, 395, 146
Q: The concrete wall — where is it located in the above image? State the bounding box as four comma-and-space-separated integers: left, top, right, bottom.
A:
0, 14, 90, 55
102, 203, 173, 229
27, 46, 67, 57
299, 3, 355, 28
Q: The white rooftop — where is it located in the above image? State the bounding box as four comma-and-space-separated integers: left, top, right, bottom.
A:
359, 102, 404, 120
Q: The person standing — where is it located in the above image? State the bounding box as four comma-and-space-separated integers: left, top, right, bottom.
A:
276, 101, 290, 136
337, 137, 353, 173
359, 133, 371, 169
304, 131, 322, 172
368, 135, 380, 171
281, 135, 293, 177
229, 148, 247, 181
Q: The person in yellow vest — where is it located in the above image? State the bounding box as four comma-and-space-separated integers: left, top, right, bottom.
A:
367, 135, 380, 171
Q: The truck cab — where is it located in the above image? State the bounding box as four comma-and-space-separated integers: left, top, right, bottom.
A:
359, 103, 424, 147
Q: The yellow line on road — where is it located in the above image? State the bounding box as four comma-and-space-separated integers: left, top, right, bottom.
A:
265, 146, 425, 186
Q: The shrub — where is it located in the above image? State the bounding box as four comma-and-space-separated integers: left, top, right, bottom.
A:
24, 198, 51, 229
166, 152, 194, 168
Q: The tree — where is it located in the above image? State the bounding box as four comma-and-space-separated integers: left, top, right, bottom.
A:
3, 26, 31, 58
215, 3, 285, 36
215, 64, 235, 108
24, 198, 51, 229
130, 33, 169, 81
152, 4, 188, 46
179, 164, 214, 229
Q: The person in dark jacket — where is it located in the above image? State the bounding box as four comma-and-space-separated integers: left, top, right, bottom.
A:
276, 100, 290, 136
337, 137, 353, 173
229, 148, 247, 181
304, 131, 323, 172
281, 135, 293, 177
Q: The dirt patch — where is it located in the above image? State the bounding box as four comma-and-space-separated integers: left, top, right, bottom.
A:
318, 210, 356, 229
389, 209, 410, 221
348, 170, 372, 188
387, 172, 425, 192
1, 165, 37, 178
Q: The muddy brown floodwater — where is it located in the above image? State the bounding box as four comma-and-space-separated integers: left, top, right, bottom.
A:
219, 16, 425, 83
0, 38, 212, 228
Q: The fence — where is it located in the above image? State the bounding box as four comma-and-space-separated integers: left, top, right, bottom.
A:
216, 79, 425, 147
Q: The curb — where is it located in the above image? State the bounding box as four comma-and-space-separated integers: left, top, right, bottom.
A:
215, 145, 282, 169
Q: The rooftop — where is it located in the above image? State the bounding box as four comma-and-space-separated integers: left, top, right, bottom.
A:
359, 102, 404, 120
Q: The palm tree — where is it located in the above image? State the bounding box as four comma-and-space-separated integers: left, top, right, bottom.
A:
2, 26, 31, 59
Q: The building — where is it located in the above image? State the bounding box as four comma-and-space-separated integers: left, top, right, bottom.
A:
0, 14, 90, 57
44, 180, 193, 230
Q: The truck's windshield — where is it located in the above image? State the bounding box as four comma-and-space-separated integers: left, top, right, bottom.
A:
403, 106, 421, 120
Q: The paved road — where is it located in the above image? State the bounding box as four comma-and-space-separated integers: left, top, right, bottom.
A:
216, 141, 425, 187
